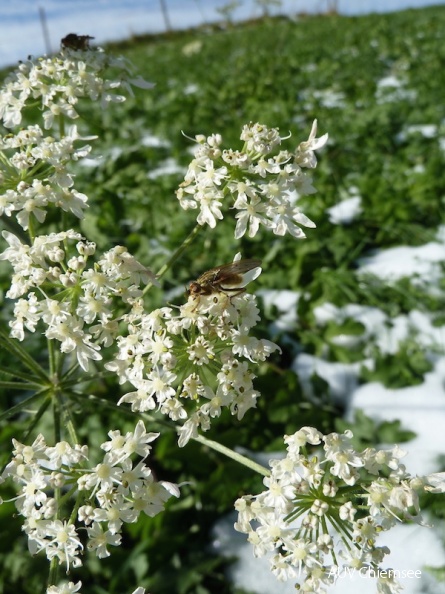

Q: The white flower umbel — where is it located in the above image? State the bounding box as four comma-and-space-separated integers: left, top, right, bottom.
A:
1, 422, 179, 570
234, 427, 443, 594
0, 232, 157, 371
108, 272, 280, 447
0, 44, 153, 233
176, 121, 327, 239
0, 125, 92, 229
0, 45, 153, 129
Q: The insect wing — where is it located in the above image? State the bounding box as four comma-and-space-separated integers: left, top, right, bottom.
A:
211, 259, 262, 289
234, 261, 262, 287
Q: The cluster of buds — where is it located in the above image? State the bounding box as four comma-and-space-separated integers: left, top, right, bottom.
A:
176, 120, 328, 239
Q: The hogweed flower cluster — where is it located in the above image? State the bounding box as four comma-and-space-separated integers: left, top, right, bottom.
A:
0, 231, 156, 370
0, 44, 152, 129
235, 426, 444, 594
107, 273, 280, 446
0, 43, 152, 231
0, 124, 93, 229
176, 120, 328, 239
1, 421, 179, 570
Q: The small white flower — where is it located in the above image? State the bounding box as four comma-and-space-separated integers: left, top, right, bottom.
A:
328, 449, 363, 485
196, 193, 224, 228
101, 421, 159, 460
284, 427, 323, 455
424, 472, 445, 493
79, 453, 123, 492
45, 441, 87, 469
87, 522, 121, 558
46, 581, 82, 594
187, 336, 214, 365
233, 194, 267, 239
294, 119, 328, 168
35, 520, 83, 570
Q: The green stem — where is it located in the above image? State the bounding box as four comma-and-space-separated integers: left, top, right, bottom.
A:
68, 488, 86, 526
50, 340, 62, 443
55, 483, 78, 509
27, 216, 36, 243
47, 337, 57, 378
58, 113, 66, 139
0, 388, 51, 422
48, 557, 59, 589
193, 433, 270, 477
143, 223, 202, 295
61, 211, 69, 236
60, 361, 81, 381
53, 393, 61, 443
77, 395, 268, 476
22, 397, 52, 442
63, 404, 81, 446
320, 513, 341, 565
0, 328, 50, 382
0, 379, 43, 390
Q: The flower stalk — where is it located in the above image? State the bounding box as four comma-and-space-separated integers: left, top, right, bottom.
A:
193, 432, 270, 477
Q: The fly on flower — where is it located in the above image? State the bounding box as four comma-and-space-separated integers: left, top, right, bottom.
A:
188, 259, 262, 305
61, 34, 95, 50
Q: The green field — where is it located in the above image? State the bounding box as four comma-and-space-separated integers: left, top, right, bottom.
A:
1, 5, 445, 593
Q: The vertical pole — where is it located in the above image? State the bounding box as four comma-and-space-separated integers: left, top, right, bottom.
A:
39, 6, 52, 54
193, 0, 207, 25
159, 0, 172, 32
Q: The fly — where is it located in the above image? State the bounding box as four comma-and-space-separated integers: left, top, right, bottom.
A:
188, 258, 262, 301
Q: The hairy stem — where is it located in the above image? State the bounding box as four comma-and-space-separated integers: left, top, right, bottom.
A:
143, 223, 202, 295
193, 432, 270, 477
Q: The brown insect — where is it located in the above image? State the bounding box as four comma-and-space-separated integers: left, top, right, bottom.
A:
61, 34, 95, 50
188, 259, 262, 302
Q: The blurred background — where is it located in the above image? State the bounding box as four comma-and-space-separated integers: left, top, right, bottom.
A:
1, 0, 445, 68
